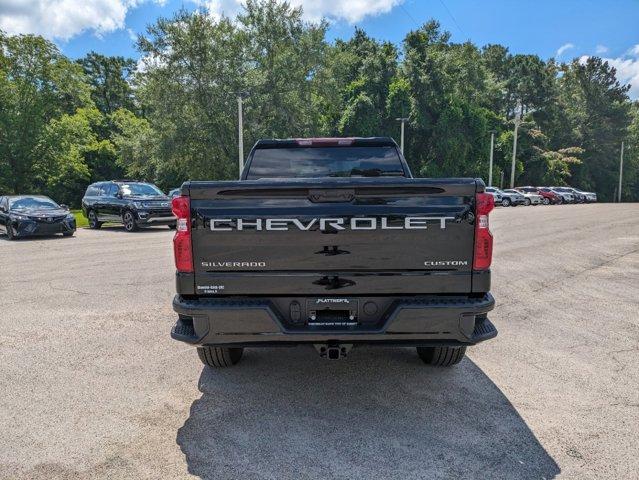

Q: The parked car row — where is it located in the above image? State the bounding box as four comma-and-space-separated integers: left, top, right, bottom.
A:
0, 179, 598, 240
0, 180, 176, 240
485, 186, 597, 206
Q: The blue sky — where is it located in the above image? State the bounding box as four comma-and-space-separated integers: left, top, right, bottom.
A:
2, 0, 638, 95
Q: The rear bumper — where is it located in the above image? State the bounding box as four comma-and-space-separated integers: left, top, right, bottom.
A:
171, 293, 497, 347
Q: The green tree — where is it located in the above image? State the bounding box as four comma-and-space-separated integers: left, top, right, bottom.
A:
620, 102, 639, 201
78, 52, 137, 115
402, 21, 494, 176
1, 4, 637, 203
137, 1, 328, 183
0, 32, 90, 194
35, 107, 111, 206
77, 52, 140, 181
239, 0, 328, 139
559, 57, 632, 199
496, 119, 583, 187
110, 108, 161, 184
137, 10, 246, 182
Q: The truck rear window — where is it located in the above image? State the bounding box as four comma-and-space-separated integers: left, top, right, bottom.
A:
246, 146, 406, 179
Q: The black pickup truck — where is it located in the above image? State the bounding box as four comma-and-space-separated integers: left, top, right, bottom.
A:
171, 137, 496, 368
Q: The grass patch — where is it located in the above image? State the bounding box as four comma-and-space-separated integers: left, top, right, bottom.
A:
71, 209, 89, 228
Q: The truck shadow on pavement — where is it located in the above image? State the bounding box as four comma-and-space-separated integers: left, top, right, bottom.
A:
177, 347, 559, 480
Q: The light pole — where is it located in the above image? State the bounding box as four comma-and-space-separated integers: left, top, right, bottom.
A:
237, 91, 249, 178
618, 141, 625, 202
396, 117, 409, 155
510, 105, 523, 188
488, 130, 496, 186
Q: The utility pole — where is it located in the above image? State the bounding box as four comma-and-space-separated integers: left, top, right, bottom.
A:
237, 95, 244, 178
396, 117, 409, 155
618, 141, 624, 202
488, 130, 496, 186
510, 105, 522, 188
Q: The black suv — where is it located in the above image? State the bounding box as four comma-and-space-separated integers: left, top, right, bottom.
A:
81, 180, 176, 231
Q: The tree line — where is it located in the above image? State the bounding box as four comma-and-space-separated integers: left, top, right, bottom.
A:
1, 0, 638, 206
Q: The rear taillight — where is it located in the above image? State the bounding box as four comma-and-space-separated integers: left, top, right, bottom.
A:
473, 192, 494, 270
171, 196, 193, 273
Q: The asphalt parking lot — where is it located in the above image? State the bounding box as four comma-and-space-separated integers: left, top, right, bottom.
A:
1, 204, 638, 479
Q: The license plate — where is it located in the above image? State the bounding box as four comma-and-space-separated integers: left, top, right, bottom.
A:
306, 298, 358, 326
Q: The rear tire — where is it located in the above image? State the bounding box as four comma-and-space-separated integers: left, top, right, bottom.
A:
197, 346, 244, 367
524, 198, 531, 206
542, 197, 550, 205
501, 198, 511, 207
63, 231, 74, 237
417, 346, 466, 366
6, 224, 15, 240
87, 210, 102, 229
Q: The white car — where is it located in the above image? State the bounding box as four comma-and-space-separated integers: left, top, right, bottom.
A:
549, 188, 574, 204
573, 189, 597, 203
503, 189, 541, 206
514, 188, 543, 206
484, 187, 504, 206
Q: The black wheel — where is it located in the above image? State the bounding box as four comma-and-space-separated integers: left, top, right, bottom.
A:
542, 197, 550, 205
87, 210, 102, 229
501, 198, 511, 207
556, 197, 563, 205
417, 346, 466, 366
63, 231, 74, 237
122, 211, 139, 232
524, 198, 531, 206
6, 224, 15, 240
197, 346, 244, 367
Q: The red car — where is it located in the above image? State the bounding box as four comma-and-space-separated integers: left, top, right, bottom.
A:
517, 186, 561, 205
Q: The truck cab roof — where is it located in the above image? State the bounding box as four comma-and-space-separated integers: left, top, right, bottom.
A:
253, 137, 398, 148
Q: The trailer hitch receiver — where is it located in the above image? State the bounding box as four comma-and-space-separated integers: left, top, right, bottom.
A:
314, 343, 353, 360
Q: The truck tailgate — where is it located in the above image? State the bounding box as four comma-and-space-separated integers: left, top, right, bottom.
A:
186, 178, 479, 295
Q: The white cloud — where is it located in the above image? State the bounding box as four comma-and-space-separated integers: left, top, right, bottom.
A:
196, 0, 405, 24
580, 45, 639, 99
0, 0, 404, 41
595, 44, 608, 54
556, 43, 575, 58
0, 0, 162, 40
606, 57, 639, 100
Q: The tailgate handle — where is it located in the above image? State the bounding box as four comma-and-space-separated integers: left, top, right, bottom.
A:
308, 189, 355, 203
